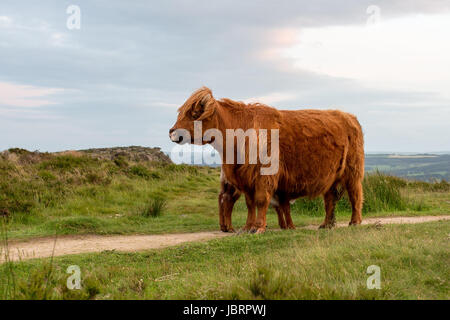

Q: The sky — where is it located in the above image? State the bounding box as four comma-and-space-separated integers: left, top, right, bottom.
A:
0, 0, 449, 154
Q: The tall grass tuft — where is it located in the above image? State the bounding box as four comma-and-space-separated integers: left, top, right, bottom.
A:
140, 197, 167, 218
291, 171, 416, 215
0, 218, 71, 300
362, 171, 407, 212
1, 216, 16, 299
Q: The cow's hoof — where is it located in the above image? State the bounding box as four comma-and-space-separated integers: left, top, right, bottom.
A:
221, 226, 236, 233
287, 224, 296, 230
318, 223, 334, 229
249, 227, 266, 234
349, 220, 362, 226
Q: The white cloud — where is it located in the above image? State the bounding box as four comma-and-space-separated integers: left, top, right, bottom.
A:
243, 92, 297, 105
0, 15, 13, 27
283, 13, 450, 97
50, 32, 69, 47
0, 82, 64, 107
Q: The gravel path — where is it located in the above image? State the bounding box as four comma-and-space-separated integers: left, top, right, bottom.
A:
2, 215, 449, 262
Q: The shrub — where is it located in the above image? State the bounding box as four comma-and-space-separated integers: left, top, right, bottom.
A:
0, 179, 37, 214
113, 156, 129, 168
7, 148, 32, 155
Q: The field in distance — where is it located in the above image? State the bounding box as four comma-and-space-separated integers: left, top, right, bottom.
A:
365, 153, 450, 181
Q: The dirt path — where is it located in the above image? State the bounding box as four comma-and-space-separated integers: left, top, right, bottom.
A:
2, 215, 449, 263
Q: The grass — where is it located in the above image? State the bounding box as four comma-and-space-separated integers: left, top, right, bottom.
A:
139, 197, 168, 218
290, 171, 448, 217
1, 221, 448, 299
0, 150, 449, 240
0, 150, 448, 300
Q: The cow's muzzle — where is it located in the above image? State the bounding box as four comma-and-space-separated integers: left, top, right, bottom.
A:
169, 128, 184, 144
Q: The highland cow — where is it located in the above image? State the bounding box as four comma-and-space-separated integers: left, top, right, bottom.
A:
170, 87, 364, 233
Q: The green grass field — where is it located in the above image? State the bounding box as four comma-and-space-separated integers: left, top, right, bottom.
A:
1, 150, 449, 240
1, 221, 448, 299
0, 149, 449, 300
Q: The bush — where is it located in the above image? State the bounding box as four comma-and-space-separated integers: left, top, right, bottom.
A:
8, 148, 32, 155
0, 179, 37, 213
113, 156, 129, 168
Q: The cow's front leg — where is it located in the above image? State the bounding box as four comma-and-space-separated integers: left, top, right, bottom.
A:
250, 189, 271, 234
218, 182, 240, 232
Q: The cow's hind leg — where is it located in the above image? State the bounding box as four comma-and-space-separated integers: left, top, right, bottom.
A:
283, 204, 295, 229
346, 179, 363, 226
279, 198, 295, 229
274, 206, 287, 229
319, 187, 339, 229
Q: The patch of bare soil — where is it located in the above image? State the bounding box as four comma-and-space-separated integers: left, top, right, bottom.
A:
2, 215, 449, 262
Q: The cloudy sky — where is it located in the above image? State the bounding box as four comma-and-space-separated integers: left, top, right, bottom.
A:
1, 0, 449, 153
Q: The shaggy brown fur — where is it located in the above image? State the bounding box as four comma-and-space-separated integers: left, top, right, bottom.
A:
170, 87, 365, 233
219, 178, 297, 232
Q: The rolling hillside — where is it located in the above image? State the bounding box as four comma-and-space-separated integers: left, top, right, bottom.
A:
365, 154, 450, 181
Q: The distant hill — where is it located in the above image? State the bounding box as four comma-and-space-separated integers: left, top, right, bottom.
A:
168, 151, 450, 182
365, 154, 450, 181
75, 146, 172, 163
2, 146, 173, 164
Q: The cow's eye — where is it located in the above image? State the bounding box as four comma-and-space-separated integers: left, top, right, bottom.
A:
191, 111, 200, 119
